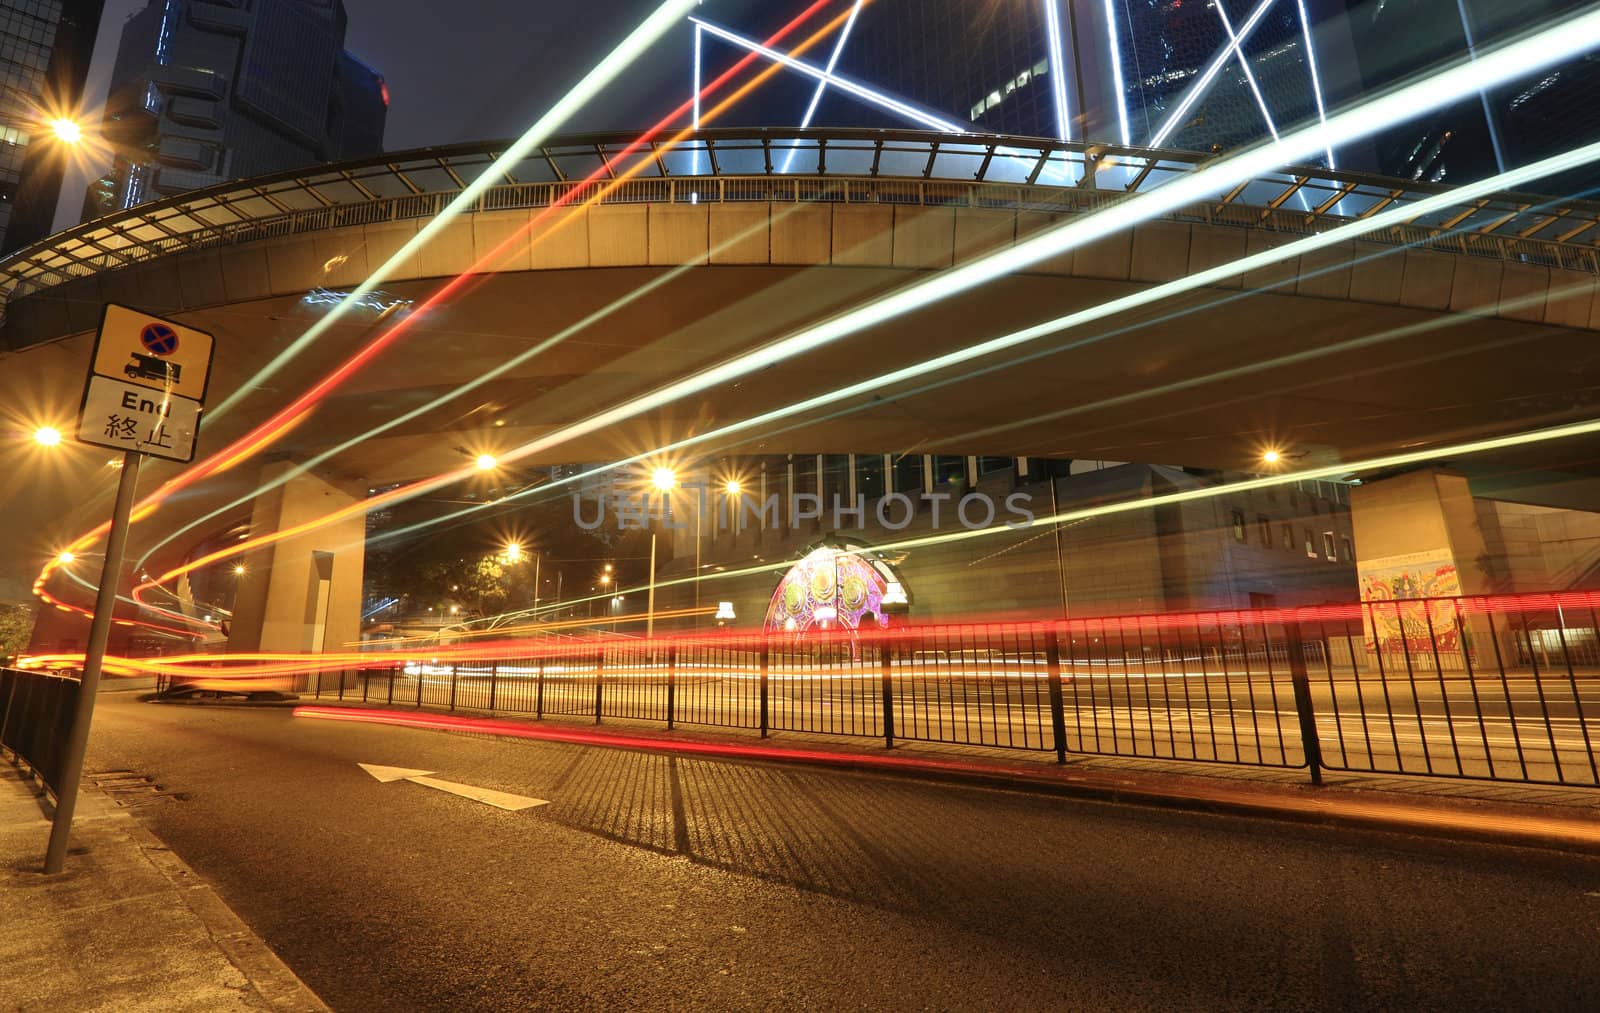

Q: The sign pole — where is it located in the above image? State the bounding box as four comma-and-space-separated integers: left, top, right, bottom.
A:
45, 450, 142, 874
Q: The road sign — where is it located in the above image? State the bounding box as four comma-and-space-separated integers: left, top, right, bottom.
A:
91, 304, 214, 402
76, 375, 202, 462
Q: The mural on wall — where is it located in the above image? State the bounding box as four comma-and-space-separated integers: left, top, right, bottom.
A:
1358, 549, 1463, 654
764, 545, 897, 636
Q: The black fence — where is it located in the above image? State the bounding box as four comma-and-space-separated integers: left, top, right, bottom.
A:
0, 668, 80, 797
293, 591, 1600, 789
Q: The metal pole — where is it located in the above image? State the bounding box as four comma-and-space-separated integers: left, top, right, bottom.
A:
532, 553, 540, 615
646, 532, 658, 639
1285, 616, 1325, 786
45, 450, 141, 874
1049, 477, 1069, 620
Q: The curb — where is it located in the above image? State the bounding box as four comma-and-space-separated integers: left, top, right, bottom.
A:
85, 779, 331, 1011
289, 702, 1600, 857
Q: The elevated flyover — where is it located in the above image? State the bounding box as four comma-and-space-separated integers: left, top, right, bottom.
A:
4, 129, 1600, 629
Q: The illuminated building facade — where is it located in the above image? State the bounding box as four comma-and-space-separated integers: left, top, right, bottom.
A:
0, 0, 103, 254
83, 0, 386, 219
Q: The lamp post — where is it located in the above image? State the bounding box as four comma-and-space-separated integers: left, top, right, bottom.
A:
647, 467, 676, 639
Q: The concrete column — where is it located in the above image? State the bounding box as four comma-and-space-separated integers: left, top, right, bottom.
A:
1349, 468, 1497, 672
227, 463, 366, 668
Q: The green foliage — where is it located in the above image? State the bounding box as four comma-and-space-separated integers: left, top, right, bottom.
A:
0, 602, 36, 661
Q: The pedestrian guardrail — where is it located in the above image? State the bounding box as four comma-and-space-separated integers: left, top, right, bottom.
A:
300, 589, 1600, 789
0, 668, 81, 797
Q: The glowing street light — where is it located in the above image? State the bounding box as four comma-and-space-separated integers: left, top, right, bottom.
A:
50, 118, 83, 144
1262, 450, 1281, 465
56, 551, 75, 565
233, 564, 246, 576
504, 541, 522, 563
724, 478, 741, 495
651, 467, 677, 491
475, 453, 498, 471
33, 427, 62, 447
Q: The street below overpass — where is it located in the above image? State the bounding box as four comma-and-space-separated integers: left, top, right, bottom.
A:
83, 692, 1600, 1011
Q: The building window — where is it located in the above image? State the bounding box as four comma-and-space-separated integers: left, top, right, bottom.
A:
891, 454, 924, 498
1231, 510, 1247, 542
1258, 515, 1272, 547
1341, 536, 1354, 563
856, 454, 885, 501
933, 455, 966, 491
1305, 529, 1318, 559
977, 456, 1013, 477
1323, 532, 1337, 561
1281, 523, 1294, 551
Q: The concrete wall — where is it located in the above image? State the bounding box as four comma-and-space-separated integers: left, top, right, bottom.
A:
1476, 499, 1600, 591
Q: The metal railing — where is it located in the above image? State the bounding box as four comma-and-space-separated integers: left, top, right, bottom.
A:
298, 589, 1600, 789
0, 668, 80, 797
7, 128, 1600, 332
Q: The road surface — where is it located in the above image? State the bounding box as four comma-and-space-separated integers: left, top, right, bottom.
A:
83, 693, 1600, 1011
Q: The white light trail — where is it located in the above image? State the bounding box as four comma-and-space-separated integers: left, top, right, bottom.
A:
1294, 0, 1334, 169
206, 0, 700, 421
196, 14, 1600, 560
779, 0, 865, 173
689, 17, 967, 133
1043, 0, 1071, 141
379, 137, 1600, 548
692, 23, 702, 178
1148, 0, 1276, 148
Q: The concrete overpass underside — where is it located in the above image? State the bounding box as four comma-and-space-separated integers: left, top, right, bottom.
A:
5, 136, 1600, 634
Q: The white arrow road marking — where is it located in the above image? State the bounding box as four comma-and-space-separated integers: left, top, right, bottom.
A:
358, 763, 549, 811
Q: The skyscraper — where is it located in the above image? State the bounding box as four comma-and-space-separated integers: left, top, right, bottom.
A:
698, 0, 1349, 163
84, 0, 386, 220
1339, 0, 1600, 189
0, 0, 104, 255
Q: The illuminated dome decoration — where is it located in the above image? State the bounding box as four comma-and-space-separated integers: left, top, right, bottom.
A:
764, 544, 900, 635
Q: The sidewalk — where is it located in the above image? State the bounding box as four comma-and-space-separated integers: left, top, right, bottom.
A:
287, 699, 1600, 854
0, 763, 327, 1012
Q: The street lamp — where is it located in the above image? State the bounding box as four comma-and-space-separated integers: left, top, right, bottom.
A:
50, 118, 83, 144
33, 427, 62, 447
504, 541, 522, 563
233, 564, 246, 576
475, 453, 497, 471
646, 467, 676, 639
56, 551, 75, 565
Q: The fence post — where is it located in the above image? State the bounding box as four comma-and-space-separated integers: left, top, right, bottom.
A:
387, 665, 396, 706
416, 662, 424, 708
666, 644, 677, 730
361, 667, 369, 703
880, 634, 895, 749
488, 662, 498, 712
1045, 627, 1068, 764
594, 649, 604, 724
759, 637, 770, 739
338, 668, 346, 701
449, 664, 458, 711
536, 658, 545, 719
314, 669, 322, 698
1285, 617, 1324, 786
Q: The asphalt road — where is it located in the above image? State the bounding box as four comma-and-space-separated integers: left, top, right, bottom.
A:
84, 693, 1600, 1012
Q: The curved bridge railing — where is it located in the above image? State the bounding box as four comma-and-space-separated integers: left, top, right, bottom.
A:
5, 128, 1599, 327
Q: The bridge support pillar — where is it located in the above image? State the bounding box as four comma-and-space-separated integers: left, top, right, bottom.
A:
227, 464, 366, 683
1349, 468, 1500, 673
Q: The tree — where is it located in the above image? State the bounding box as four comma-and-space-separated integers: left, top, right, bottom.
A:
0, 603, 36, 663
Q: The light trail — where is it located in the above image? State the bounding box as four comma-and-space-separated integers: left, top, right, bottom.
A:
205, 0, 699, 423
369, 139, 1600, 548
44, 0, 849, 626
1293, 0, 1334, 169
1214, 0, 1279, 143
113, 12, 1600, 610
123, 3, 861, 591
1101, 0, 1131, 145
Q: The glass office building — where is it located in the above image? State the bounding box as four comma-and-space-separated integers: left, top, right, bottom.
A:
0, 0, 102, 254
84, 0, 386, 219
